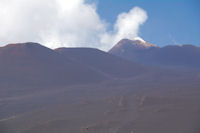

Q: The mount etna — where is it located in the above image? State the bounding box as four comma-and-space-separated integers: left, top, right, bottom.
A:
0, 39, 200, 133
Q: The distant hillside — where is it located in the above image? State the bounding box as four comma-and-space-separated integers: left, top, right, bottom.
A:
0, 42, 106, 88
109, 38, 200, 69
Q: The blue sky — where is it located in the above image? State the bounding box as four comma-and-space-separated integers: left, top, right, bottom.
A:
0, 0, 199, 49
96, 0, 200, 46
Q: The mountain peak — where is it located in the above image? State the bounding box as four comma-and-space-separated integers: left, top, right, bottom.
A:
109, 38, 157, 54
117, 38, 157, 49
0, 42, 55, 56
5, 42, 41, 48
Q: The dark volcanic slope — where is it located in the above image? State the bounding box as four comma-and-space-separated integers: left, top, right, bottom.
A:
0, 42, 200, 133
109, 39, 200, 69
55, 47, 147, 78
0, 43, 106, 88
1, 75, 200, 133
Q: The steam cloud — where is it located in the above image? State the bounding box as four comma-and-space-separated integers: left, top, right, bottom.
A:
0, 0, 148, 50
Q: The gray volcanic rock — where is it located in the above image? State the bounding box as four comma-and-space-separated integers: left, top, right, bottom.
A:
0, 42, 200, 133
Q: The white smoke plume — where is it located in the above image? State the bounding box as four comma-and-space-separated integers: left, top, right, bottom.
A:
101, 7, 148, 50
0, 0, 148, 51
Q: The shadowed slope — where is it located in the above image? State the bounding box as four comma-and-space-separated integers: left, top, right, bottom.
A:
55, 47, 147, 78
109, 39, 200, 69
